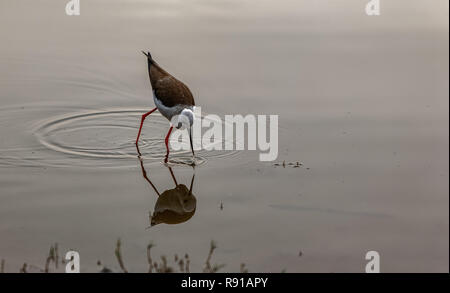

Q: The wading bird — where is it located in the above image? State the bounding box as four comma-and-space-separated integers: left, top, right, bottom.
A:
136, 51, 195, 163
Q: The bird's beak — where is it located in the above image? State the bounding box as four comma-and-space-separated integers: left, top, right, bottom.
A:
189, 173, 195, 196
189, 126, 195, 158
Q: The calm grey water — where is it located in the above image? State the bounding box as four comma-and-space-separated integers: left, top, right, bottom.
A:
0, 0, 448, 272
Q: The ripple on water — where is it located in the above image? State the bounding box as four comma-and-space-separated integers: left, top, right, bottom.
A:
0, 105, 243, 168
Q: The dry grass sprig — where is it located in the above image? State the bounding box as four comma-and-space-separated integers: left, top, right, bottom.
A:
115, 238, 128, 273
147, 242, 154, 273
203, 240, 225, 273
44, 245, 56, 273
20, 263, 27, 273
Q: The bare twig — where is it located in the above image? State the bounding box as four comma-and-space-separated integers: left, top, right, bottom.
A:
20, 263, 27, 273
240, 263, 248, 273
45, 245, 56, 273
54, 243, 59, 269
178, 259, 185, 272
147, 242, 154, 273
159, 255, 170, 272
203, 240, 224, 273
115, 238, 128, 273
185, 254, 190, 273
203, 240, 216, 272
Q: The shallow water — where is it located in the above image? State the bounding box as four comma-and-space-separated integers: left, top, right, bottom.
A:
0, 0, 448, 272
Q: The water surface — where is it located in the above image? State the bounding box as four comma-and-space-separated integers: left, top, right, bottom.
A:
0, 0, 448, 272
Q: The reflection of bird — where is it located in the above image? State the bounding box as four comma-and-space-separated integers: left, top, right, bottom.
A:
136, 51, 196, 163
151, 182, 196, 226
137, 145, 196, 226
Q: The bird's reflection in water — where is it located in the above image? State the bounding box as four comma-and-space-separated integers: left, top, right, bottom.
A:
136, 145, 196, 227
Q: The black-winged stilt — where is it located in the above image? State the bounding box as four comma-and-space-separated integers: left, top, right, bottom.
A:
136, 51, 196, 163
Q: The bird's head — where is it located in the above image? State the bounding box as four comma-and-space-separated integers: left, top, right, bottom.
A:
174, 108, 195, 129
171, 107, 196, 158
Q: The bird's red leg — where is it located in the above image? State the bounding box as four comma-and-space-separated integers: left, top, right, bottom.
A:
164, 126, 174, 163
168, 166, 178, 186
136, 107, 157, 145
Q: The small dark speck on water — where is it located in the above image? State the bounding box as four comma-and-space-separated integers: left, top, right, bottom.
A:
274, 161, 303, 169
298, 251, 303, 257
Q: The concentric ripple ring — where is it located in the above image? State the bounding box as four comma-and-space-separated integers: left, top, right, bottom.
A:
33, 108, 242, 167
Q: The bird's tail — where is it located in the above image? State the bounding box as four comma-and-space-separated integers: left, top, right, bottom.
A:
142, 51, 154, 64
